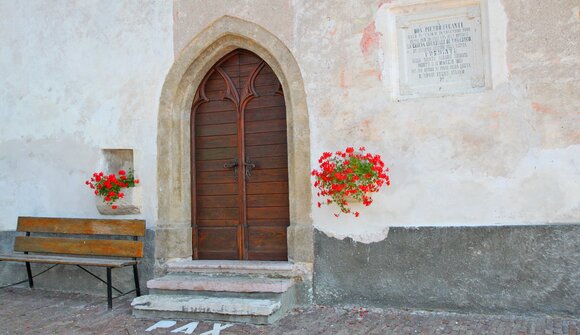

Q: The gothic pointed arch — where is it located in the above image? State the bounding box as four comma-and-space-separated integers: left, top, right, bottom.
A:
156, 16, 312, 265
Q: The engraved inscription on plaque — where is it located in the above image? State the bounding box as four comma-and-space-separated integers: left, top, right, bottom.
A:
396, 6, 486, 98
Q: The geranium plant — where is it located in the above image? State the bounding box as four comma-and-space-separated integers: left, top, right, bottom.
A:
85, 169, 139, 209
312, 147, 390, 217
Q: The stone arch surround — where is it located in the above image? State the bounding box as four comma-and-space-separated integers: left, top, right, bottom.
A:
155, 16, 313, 265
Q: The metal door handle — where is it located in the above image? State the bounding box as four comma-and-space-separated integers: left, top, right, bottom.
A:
224, 159, 238, 180
244, 159, 256, 179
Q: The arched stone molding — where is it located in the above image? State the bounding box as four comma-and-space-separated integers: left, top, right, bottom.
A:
156, 16, 313, 265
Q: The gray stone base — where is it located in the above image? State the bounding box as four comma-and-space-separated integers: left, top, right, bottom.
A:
313, 224, 579, 317
0, 229, 156, 296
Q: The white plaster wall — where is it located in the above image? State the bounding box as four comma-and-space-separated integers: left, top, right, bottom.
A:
173, 0, 580, 242
0, 1, 173, 230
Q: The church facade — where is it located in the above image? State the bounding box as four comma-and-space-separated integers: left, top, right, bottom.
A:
0, 0, 578, 317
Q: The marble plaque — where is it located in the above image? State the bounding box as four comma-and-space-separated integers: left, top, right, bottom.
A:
396, 6, 486, 98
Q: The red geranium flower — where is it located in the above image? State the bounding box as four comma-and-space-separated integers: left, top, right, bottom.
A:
85, 169, 139, 207
312, 147, 390, 217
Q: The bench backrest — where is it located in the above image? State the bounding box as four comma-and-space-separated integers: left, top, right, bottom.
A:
14, 217, 146, 258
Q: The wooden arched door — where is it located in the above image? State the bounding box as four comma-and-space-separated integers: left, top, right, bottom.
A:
191, 49, 289, 261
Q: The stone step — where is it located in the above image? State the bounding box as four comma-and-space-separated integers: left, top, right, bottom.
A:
148, 275, 294, 294
166, 260, 304, 278
131, 294, 285, 324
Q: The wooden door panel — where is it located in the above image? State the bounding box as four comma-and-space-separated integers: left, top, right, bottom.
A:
192, 49, 289, 260
196, 183, 238, 195
245, 119, 287, 134
248, 168, 289, 183
198, 219, 239, 227
197, 195, 238, 208
196, 171, 236, 184
196, 147, 238, 161
196, 111, 237, 125
250, 156, 288, 169
247, 207, 290, 220
196, 100, 237, 113
246, 182, 288, 194
196, 159, 232, 172
244, 95, 285, 109
247, 194, 289, 207
245, 132, 287, 146
197, 207, 239, 220
245, 144, 288, 158
245, 106, 286, 122
195, 123, 237, 137
198, 228, 238, 246
196, 135, 238, 149
247, 227, 287, 250
246, 219, 290, 227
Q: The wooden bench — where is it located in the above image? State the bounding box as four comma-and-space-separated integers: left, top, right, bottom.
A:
0, 216, 145, 309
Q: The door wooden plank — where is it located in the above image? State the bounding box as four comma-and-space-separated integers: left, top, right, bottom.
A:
196, 135, 238, 149
244, 95, 285, 109
197, 219, 239, 227
197, 207, 239, 220
246, 207, 290, 220
197, 171, 235, 184
196, 111, 237, 126
195, 123, 237, 137
245, 144, 288, 158
198, 228, 239, 253
245, 132, 287, 146
196, 159, 232, 172
247, 194, 289, 207
245, 119, 287, 134
248, 168, 289, 182
254, 73, 279, 87
246, 182, 288, 194
246, 219, 290, 227
247, 226, 288, 250
196, 100, 236, 113
245, 107, 286, 122
196, 147, 237, 161
197, 195, 238, 208
250, 156, 288, 169
196, 183, 238, 195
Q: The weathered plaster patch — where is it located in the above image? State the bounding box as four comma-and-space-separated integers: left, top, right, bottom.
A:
360, 22, 381, 57
315, 222, 390, 244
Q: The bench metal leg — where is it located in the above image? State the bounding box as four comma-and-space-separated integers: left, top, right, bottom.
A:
106, 267, 112, 310
25, 262, 33, 288
133, 264, 141, 297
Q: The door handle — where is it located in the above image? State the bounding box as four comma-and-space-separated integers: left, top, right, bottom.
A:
224, 159, 239, 180
244, 159, 256, 179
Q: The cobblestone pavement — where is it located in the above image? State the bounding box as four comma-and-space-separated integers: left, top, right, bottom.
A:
0, 288, 577, 335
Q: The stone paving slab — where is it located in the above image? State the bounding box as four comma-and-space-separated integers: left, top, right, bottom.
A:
0, 287, 577, 335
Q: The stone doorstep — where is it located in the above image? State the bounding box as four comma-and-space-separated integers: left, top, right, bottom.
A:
147, 275, 294, 293
131, 295, 281, 316
166, 260, 311, 278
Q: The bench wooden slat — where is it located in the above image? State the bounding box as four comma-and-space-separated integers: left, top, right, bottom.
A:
17, 217, 145, 237
14, 236, 144, 258
0, 254, 139, 268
